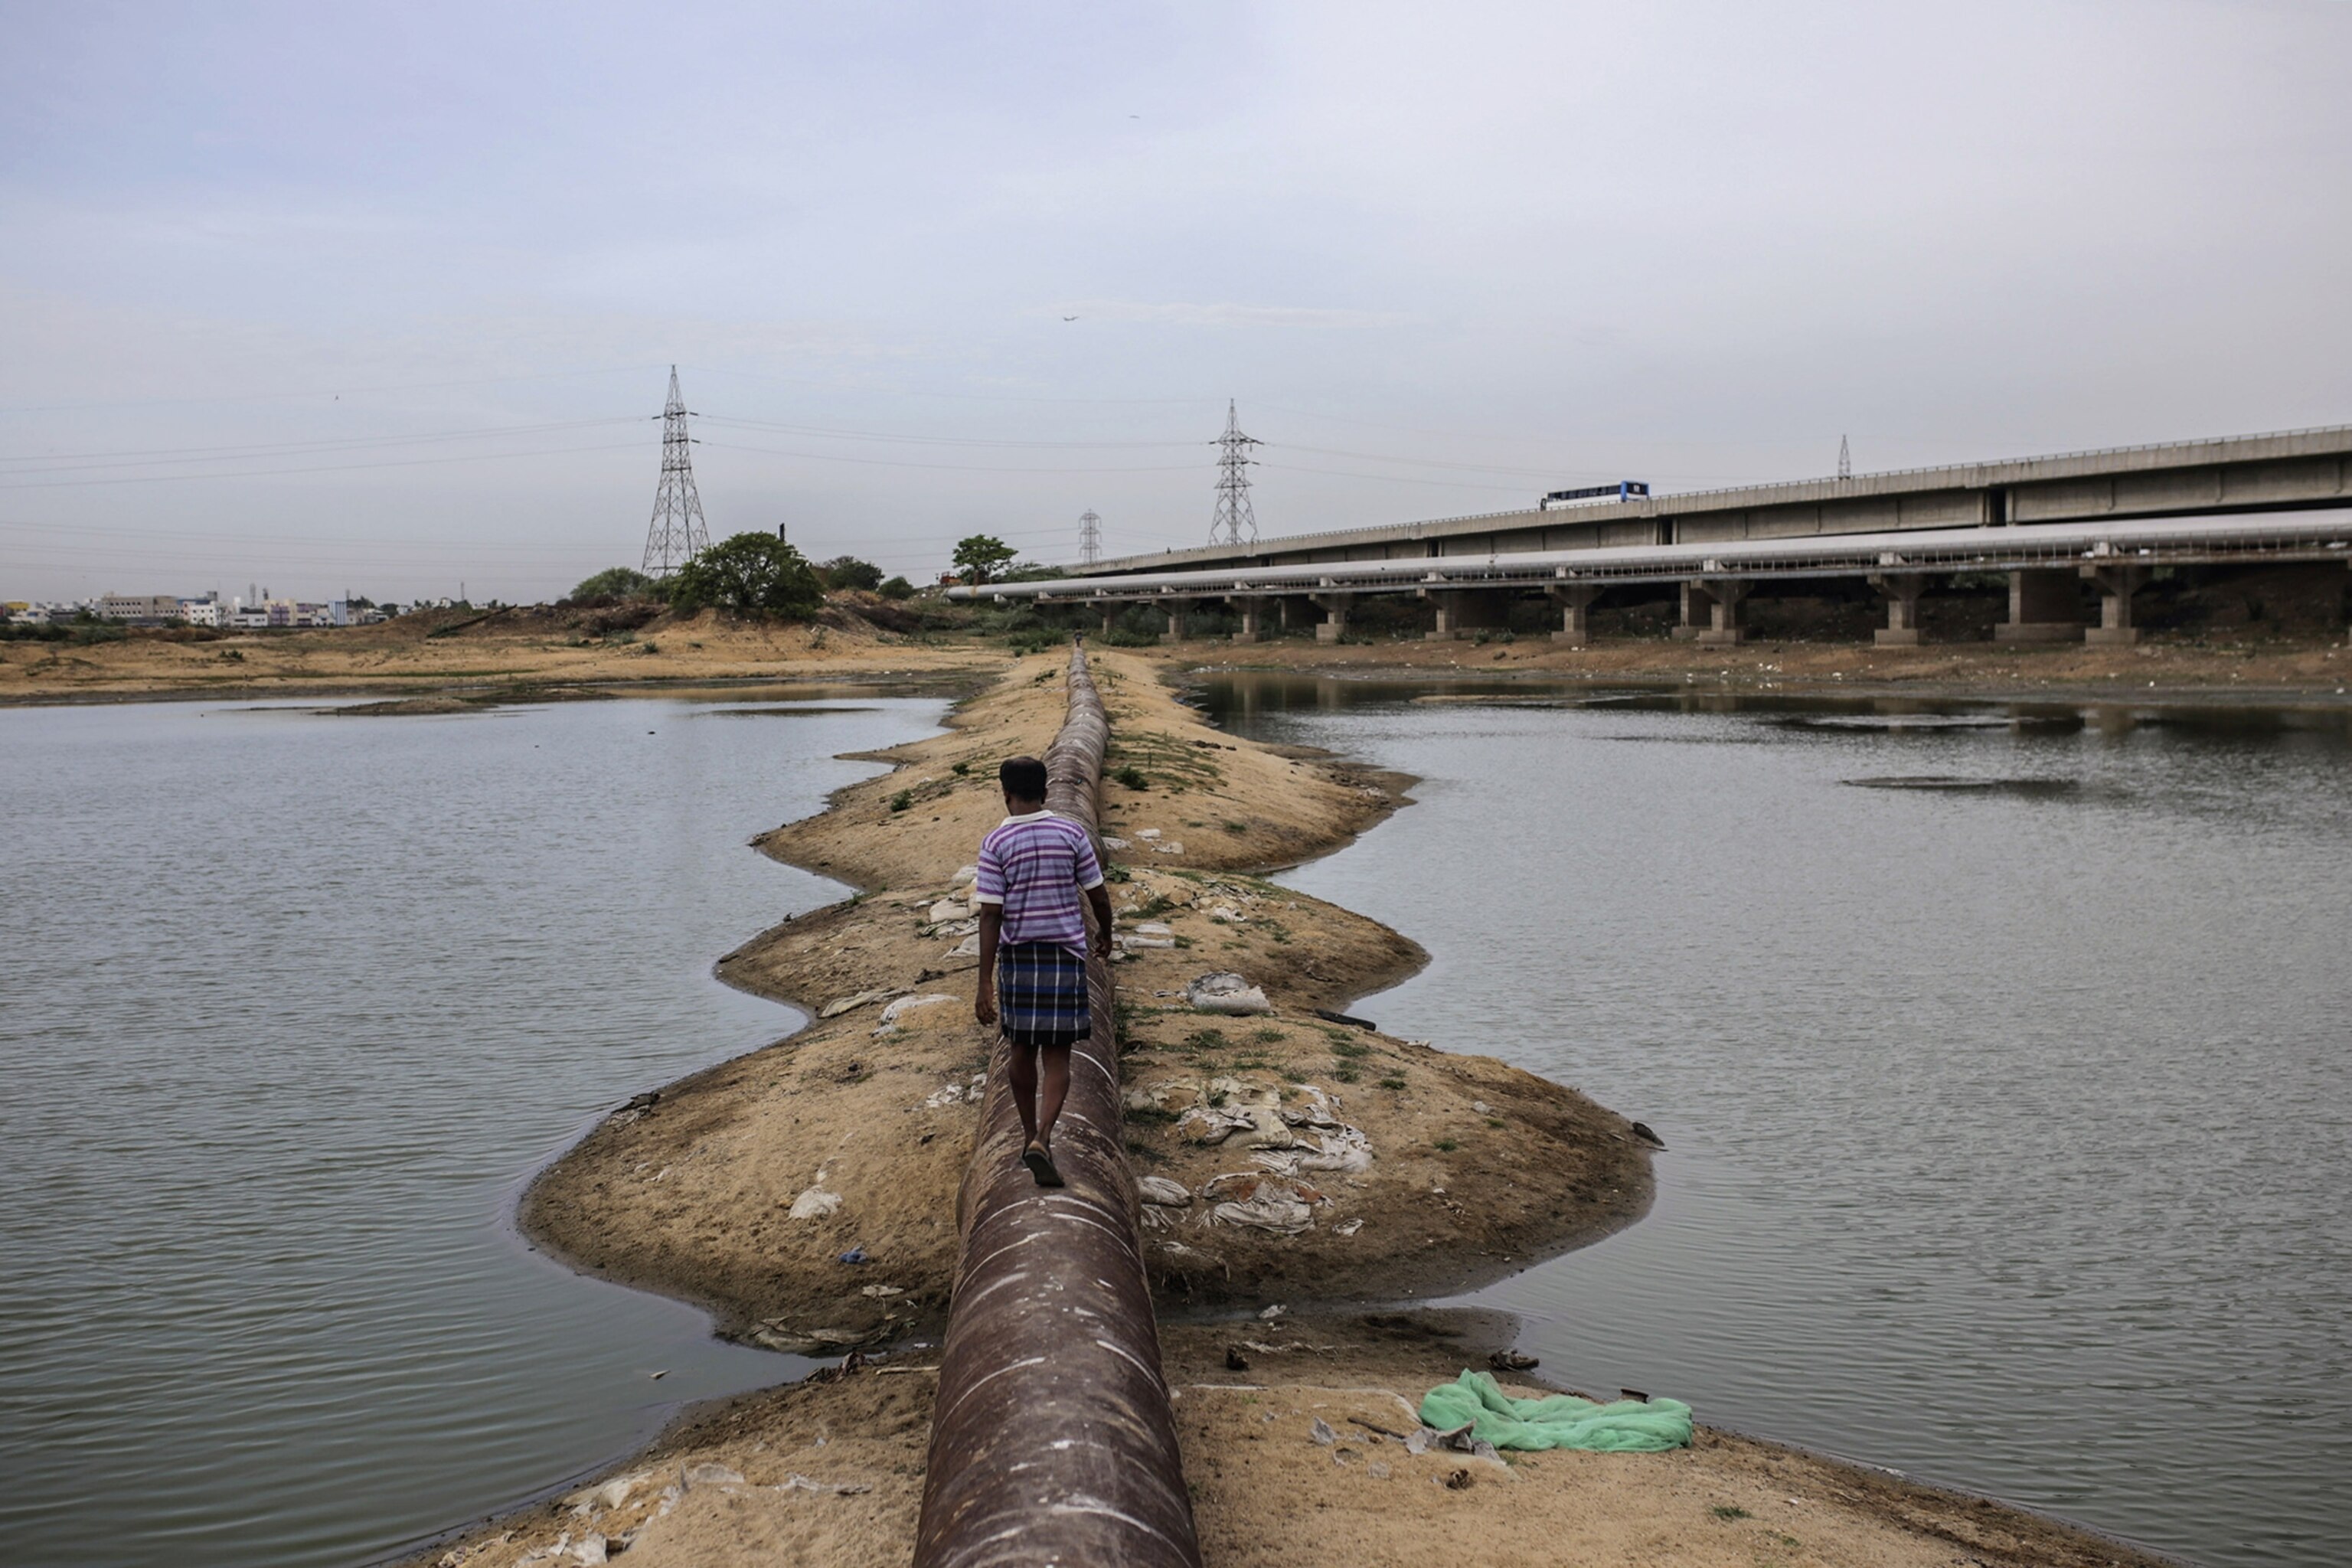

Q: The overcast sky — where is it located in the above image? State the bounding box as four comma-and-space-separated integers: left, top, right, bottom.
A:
3, 0, 2347, 603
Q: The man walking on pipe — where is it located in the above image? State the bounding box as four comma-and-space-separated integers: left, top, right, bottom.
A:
971, 754, 1115, 1187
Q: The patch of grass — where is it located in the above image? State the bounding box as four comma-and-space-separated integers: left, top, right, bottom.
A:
1125, 1106, 1180, 1125
1251, 1027, 1284, 1044
1185, 1027, 1230, 1050
1221, 821, 1248, 835
951, 760, 970, 775
1486, 1117, 1506, 1129
890, 790, 913, 812
1134, 894, 1176, 919
1334, 1067, 1360, 1083
1113, 766, 1150, 790
1331, 1038, 1371, 1060
1379, 1075, 1408, 1090
1710, 1506, 1751, 1521
1125, 1139, 1165, 1165
1320, 1027, 1358, 1047
1433, 1138, 1460, 1152
1106, 864, 1132, 883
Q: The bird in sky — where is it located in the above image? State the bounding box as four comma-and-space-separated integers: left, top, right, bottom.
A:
1062, 315, 1080, 322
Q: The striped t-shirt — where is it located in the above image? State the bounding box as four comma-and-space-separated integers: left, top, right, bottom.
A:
972, 809, 1105, 956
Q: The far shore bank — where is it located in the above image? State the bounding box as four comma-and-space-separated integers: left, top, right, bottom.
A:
5, 592, 2347, 710
403, 648, 2178, 1567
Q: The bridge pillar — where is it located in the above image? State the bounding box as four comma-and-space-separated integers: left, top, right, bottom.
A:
1310, 593, 1353, 643
1995, 569, 2085, 643
1870, 573, 1926, 647
1100, 604, 1119, 637
1227, 596, 1264, 644
1673, 581, 1707, 639
2082, 564, 2145, 645
1160, 600, 1190, 644
1423, 588, 1508, 640
1696, 580, 1749, 645
1547, 584, 1600, 646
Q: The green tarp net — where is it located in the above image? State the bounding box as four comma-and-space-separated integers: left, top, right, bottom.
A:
1419, 1370, 1694, 1452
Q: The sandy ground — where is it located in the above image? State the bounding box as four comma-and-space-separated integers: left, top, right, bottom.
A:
522, 650, 1653, 1348
413, 1312, 2172, 1568
414, 648, 2185, 1568
1170, 625, 2352, 704
0, 600, 988, 705
4, 591, 2346, 709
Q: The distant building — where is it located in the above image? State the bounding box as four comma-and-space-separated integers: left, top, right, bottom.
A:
180, 594, 223, 627
96, 593, 184, 624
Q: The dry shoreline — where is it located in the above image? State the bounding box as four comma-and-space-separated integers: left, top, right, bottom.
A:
388, 647, 2190, 1568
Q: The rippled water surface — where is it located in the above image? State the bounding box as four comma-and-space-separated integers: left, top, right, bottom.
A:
0, 691, 949, 1566
1200, 677, 2352, 1568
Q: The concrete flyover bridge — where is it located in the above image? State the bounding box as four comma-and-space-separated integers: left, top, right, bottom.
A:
949, 424, 2352, 646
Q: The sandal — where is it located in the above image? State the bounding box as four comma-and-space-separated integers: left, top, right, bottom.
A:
1021, 1141, 1064, 1188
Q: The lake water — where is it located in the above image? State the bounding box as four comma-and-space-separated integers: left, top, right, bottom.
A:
1199, 676, 2352, 1568
0, 690, 950, 1566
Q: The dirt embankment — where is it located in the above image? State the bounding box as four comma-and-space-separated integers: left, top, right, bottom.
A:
429, 649, 2175, 1568
0, 599, 985, 705
520, 650, 1650, 1351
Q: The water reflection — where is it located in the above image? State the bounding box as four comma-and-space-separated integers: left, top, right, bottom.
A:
0, 693, 949, 1567
1196, 672, 2352, 1568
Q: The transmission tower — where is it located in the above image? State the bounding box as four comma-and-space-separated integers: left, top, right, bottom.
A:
1209, 400, 1261, 547
1078, 509, 1102, 567
1837, 433, 1852, 481
642, 366, 711, 577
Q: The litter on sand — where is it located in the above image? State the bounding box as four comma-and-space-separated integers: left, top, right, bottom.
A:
1186, 972, 1271, 1015
1418, 1370, 1693, 1452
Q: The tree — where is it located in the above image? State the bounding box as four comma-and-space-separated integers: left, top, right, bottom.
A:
666, 532, 825, 618
571, 566, 656, 602
877, 575, 916, 600
952, 534, 1018, 585
819, 555, 884, 593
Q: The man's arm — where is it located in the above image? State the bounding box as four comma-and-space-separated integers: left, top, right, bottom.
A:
1085, 883, 1115, 961
975, 904, 1003, 1025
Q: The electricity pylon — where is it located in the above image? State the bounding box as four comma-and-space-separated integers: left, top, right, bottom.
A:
642, 366, 711, 577
1210, 400, 1260, 547
1079, 509, 1102, 566
1838, 433, 1853, 481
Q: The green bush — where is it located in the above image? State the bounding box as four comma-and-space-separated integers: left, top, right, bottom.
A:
570, 566, 655, 602
877, 575, 916, 599
819, 556, 884, 592
667, 533, 825, 618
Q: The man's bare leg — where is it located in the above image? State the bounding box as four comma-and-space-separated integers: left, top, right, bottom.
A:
1007, 1044, 1040, 1150
1035, 1043, 1073, 1152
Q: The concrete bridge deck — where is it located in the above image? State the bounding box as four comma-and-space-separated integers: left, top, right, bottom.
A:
1088, 423, 2352, 577
951, 425, 2352, 647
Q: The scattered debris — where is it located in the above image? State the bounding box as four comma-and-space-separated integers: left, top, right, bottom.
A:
880, 993, 958, 1025
787, 1184, 842, 1220
1632, 1121, 1667, 1148
1312, 1008, 1377, 1031
1135, 1174, 1193, 1206
1310, 1417, 1338, 1446
774, 1473, 873, 1496
1225, 1345, 1250, 1371
1187, 972, 1271, 1015
681, 1462, 747, 1490
1445, 1468, 1474, 1491
927, 900, 969, 924
1258, 1303, 1285, 1320
838, 1246, 870, 1265
817, 988, 897, 1020
1490, 1349, 1540, 1372
1334, 1218, 1364, 1236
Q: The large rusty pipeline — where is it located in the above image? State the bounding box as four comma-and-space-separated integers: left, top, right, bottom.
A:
913, 645, 1203, 1568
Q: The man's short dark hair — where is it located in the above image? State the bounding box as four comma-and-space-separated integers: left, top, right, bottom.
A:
1000, 756, 1049, 801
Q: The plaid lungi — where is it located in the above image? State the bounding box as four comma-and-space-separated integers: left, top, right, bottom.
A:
995, 940, 1093, 1047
